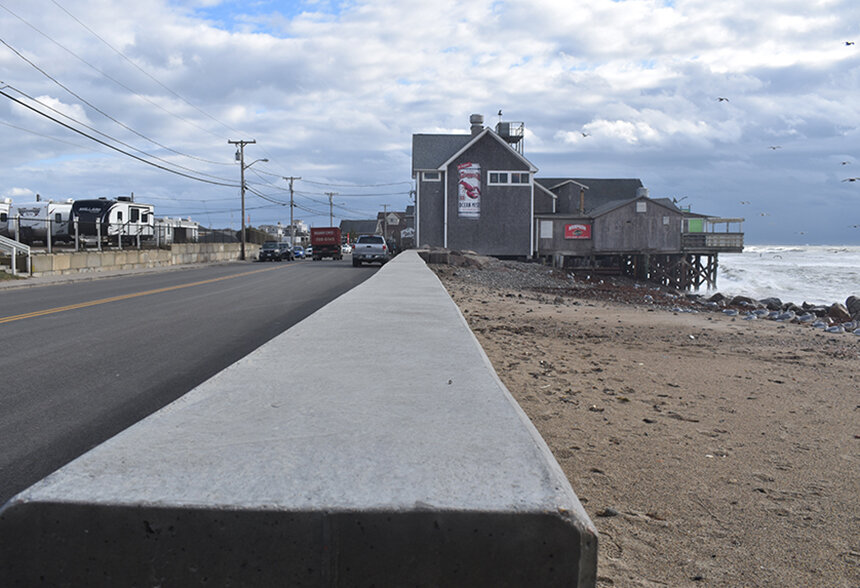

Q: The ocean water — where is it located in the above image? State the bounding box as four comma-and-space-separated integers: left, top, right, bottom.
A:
713, 245, 860, 307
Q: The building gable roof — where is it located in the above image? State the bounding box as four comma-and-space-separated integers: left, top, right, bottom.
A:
589, 195, 685, 218
439, 128, 538, 172
412, 134, 474, 171
413, 128, 537, 173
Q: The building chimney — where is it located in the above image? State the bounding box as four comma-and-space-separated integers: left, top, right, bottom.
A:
579, 187, 585, 214
470, 114, 484, 136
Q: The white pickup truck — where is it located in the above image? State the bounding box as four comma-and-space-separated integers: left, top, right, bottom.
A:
352, 234, 390, 267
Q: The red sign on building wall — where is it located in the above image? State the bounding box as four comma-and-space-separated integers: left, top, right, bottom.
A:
564, 223, 592, 239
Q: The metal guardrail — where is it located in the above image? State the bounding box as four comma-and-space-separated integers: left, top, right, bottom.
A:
0, 234, 31, 275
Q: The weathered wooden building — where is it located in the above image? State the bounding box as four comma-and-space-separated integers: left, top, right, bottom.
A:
412, 115, 744, 289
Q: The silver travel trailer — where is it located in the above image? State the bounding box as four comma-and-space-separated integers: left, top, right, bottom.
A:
0, 198, 11, 237
70, 196, 155, 245
7, 199, 74, 244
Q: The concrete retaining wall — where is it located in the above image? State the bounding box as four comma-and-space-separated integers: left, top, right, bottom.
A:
0, 250, 597, 586
9, 243, 260, 276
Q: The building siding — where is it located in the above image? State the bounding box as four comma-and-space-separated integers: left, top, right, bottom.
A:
593, 199, 682, 252
419, 134, 532, 256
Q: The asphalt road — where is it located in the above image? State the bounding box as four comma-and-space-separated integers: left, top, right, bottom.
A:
0, 258, 377, 505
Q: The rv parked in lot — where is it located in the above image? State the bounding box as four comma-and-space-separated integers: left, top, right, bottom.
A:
7, 199, 74, 244
70, 196, 154, 244
0, 198, 11, 237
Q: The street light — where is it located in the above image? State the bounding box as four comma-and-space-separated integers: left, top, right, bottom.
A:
228, 139, 267, 260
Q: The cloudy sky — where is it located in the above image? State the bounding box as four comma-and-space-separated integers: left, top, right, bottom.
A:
1, 0, 858, 244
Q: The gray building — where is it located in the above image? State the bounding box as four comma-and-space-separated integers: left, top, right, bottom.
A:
412, 114, 537, 257
412, 114, 743, 289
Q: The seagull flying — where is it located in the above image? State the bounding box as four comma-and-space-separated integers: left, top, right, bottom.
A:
581, 131, 591, 137
717, 97, 729, 102
769, 145, 782, 150
739, 200, 750, 205
843, 177, 859, 182
846, 41, 855, 46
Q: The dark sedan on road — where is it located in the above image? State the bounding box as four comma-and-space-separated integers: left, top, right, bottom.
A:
277, 242, 294, 261
259, 241, 284, 262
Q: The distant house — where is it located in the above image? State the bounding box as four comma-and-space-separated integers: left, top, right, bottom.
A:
412, 114, 744, 289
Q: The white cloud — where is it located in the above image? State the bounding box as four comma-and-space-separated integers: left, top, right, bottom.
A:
0, 0, 857, 242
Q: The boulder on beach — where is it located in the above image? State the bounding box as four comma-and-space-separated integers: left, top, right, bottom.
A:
846, 295, 860, 320
828, 303, 852, 323
759, 297, 783, 310
730, 295, 758, 307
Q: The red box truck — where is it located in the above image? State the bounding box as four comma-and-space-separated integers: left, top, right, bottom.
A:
309, 227, 343, 260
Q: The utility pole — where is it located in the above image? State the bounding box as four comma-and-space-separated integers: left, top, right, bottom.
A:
228, 139, 255, 260
381, 203, 390, 241
325, 192, 337, 226
284, 176, 301, 245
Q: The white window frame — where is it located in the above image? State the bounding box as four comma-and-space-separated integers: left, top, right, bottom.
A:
422, 171, 441, 182
488, 170, 531, 186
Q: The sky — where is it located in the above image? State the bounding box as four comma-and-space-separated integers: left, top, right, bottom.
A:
1, 0, 858, 244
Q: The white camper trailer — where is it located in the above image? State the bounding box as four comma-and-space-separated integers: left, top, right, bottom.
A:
0, 198, 11, 237
69, 196, 154, 245
7, 199, 74, 244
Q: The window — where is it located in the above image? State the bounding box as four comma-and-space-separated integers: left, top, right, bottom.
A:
0, 213, 6, 222
142, 212, 149, 222
489, 171, 530, 185
540, 220, 553, 239
131, 208, 140, 223
55, 213, 62, 222
422, 171, 441, 182
117, 211, 123, 221
636, 201, 647, 213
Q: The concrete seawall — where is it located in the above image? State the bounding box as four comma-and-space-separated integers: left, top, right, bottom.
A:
0, 250, 597, 586
2, 242, 261, 276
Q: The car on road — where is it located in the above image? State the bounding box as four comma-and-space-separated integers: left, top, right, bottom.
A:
277, 242, 294, 260
305, 245, 314, 257
352, 234, 390, 266
341, 243, 352, 254
293, 245, 305, 259
259, 241, 285, 262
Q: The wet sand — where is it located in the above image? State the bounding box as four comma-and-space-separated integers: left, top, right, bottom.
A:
432, 261, 859, 587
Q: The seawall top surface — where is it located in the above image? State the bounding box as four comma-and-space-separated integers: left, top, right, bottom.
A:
8, 251, 586, 519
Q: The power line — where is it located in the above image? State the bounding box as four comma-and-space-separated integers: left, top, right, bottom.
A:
301, 178, 413, 188
48, 0, 244, 138
0, 86, 239, 187
2, 82, 237, 184
0, 37, 231, 168
0, 3, 230, 143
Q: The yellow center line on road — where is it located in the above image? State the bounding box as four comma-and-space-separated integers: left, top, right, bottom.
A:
0, 265, 288, 325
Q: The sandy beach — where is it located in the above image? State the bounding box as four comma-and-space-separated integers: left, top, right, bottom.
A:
431, 257, 859, 587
